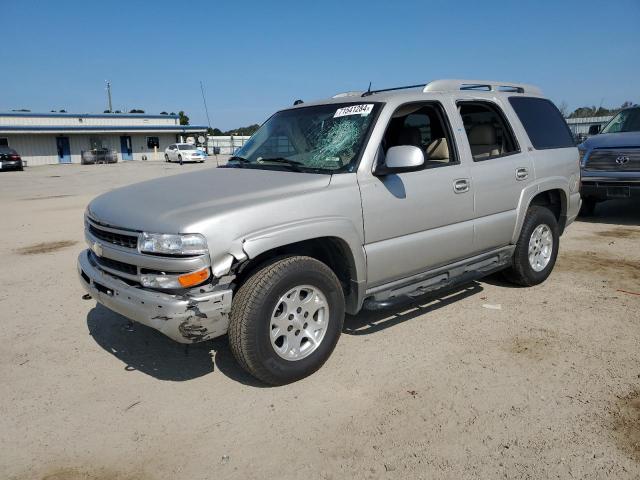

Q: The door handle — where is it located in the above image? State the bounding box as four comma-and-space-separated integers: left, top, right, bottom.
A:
515, 167, 529, 181
453, 178, 470, 194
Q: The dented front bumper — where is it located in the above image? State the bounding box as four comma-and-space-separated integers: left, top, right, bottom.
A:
77, 249, 232, 343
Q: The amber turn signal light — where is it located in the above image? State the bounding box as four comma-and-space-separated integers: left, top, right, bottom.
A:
178, 268, 210, 288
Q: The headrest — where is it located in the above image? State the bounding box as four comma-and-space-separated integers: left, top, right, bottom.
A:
468, 124, 496, 145
426, 138, 449, 160
397, 127, 422, 147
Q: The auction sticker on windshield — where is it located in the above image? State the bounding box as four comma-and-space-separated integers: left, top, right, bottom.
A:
334, 104, 374, 118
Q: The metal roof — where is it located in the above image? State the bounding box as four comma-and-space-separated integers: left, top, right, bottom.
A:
0, 125, 208, 133
0, 112, 179, 119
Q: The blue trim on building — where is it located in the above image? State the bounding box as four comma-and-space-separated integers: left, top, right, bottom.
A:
0, 125, 208, 132
0, 112, 179, 119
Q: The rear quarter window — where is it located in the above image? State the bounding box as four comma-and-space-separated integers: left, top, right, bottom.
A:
508, 97, 575, 149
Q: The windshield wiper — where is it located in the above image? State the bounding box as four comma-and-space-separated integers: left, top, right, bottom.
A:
257, 157, 305, 171
227, 155, 251, 168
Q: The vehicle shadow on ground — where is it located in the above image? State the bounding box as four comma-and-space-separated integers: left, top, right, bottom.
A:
86, 304, 267, 387
578, 198, 640, 226
343, 281, 483, 335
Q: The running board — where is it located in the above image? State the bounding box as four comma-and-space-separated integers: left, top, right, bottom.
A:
363, 246, 514, 311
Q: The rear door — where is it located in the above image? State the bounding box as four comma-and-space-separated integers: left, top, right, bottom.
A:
455, 100, 533, 252
56, 137, 71, 164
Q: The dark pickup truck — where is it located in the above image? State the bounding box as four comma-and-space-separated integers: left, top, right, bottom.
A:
579, 106, 640, 214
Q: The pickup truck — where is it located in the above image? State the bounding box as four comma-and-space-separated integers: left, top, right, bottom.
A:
579, 106, 640, 214
78, 79, 581, 385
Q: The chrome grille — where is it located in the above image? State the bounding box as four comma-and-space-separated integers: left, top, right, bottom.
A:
89, 251, 137, 276
87, 219, 139, 249
585, 149, 640, 171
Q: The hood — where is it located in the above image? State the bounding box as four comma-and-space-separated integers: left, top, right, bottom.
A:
88, 167, 332, 233
580, 131, 640, 150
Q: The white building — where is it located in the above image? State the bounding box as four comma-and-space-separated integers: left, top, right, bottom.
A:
0, 112, 207, 166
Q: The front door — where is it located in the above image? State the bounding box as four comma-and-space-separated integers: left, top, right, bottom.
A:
359, 101, 476, 288
120, 136, 133, 160
56, 137, 71, 163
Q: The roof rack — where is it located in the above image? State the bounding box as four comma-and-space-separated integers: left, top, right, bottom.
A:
424, 79, 542, 95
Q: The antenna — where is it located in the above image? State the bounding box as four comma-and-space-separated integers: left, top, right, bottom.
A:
200, 81, 212, 130
367, 81, 372, 95
105, 81, 113, 112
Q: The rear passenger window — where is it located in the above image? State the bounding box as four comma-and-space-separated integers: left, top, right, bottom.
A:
458, 101, 519, 161
509, 97, 574, 149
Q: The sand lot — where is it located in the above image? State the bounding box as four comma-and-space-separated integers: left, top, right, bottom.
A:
0, 161, 639, 480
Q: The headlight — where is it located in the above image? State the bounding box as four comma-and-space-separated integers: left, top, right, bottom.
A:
578, 148, 587, 166
139, 232, 208, 255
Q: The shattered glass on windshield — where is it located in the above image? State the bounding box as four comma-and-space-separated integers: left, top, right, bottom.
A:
231, 102, 380, 172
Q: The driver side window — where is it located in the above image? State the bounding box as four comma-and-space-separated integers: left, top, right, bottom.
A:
381, 102, 458, 169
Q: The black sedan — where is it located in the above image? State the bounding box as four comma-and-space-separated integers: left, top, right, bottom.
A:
0, 147, 23, 171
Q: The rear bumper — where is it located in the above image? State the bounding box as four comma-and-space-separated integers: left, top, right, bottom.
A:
77, 249, 232, 343
0, 160, 22, 170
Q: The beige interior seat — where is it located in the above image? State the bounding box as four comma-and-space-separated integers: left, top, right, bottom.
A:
425, 137, 450, 164
468, 124, 501, 159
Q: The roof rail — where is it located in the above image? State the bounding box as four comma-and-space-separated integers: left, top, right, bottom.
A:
332, 91, 364, 98
423, 79, 542, 96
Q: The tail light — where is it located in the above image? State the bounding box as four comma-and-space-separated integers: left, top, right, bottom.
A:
10, 154, 20, 160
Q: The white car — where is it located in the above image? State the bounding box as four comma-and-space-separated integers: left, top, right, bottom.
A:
164, 143, 206, 163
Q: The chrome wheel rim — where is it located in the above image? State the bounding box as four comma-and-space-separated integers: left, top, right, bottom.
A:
270, 285, 329, 361
528, 224, 553, 272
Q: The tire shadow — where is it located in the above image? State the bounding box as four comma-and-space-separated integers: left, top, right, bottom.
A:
86, 304, 267, 387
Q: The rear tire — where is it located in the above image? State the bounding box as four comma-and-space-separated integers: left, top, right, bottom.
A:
165, 154, 170, 162
504, 206, 559, 287
228, 256, 345, 385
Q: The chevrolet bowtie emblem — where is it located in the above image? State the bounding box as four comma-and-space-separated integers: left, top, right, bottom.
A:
92, 241, 103, 257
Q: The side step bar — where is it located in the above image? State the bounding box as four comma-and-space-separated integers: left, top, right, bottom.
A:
363, 246, 514, 311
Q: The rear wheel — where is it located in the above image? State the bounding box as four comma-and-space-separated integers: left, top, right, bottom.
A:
178, 154, 183, 165
504, 206, 559, 286
164, 154, 170, 162
228, 256, 345, 385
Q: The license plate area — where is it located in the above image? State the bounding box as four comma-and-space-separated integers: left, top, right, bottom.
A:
607, 186, 630, 198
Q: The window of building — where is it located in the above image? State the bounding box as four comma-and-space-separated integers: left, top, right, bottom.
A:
381, 102, 458, 168
0, 138, 8, 147
458, 101, 519, 161
509, 97, 575, 149
147, 136, 160, 149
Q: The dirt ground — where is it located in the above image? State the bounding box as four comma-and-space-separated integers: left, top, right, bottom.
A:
1, 161, 639, 480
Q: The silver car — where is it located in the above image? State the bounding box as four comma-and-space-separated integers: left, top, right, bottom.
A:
78, 79, 581, 384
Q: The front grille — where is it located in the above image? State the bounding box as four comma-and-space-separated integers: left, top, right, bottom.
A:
585, 149, 640, 171
89, 251, 137, 276
88, 223, 138, 249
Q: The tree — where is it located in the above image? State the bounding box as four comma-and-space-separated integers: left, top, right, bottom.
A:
208, 127, 223, 136
557, 101, 569, 117
59, 109, 66, 113
103, 110, 110, 113
129, 109, 145, 114
114, 110, 122, 113
169, 112, 176, 116
160, 111, 168, 115
178, 111, 190, 125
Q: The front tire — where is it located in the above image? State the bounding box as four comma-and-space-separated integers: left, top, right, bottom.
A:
165, 154, 170, 162
504, 206, 559, 287
228, 256, 345, 385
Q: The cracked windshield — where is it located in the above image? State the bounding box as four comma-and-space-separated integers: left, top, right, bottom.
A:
230, 103, 380, 172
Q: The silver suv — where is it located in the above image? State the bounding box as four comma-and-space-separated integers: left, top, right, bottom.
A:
78, 79, 581, 384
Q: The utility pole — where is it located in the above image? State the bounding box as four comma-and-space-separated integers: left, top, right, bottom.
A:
200, 81, 212, 129
106, 81, 113, 112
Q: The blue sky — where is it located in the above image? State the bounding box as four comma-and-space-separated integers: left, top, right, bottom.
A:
1, 0, 638, 129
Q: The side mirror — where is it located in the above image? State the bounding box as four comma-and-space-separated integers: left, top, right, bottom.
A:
588, 124, 601, 135
375, 145, 424, 175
